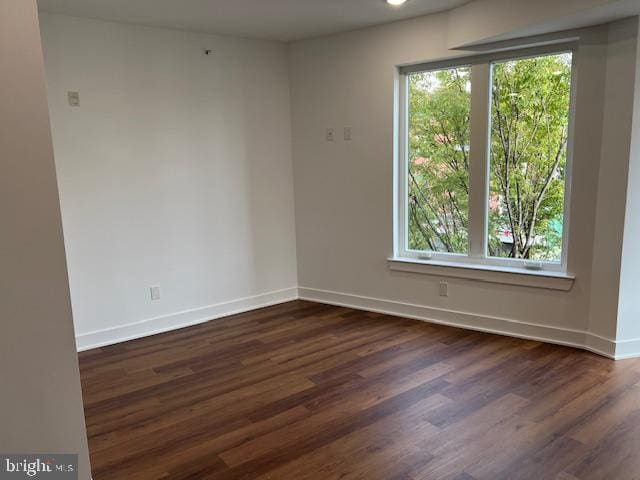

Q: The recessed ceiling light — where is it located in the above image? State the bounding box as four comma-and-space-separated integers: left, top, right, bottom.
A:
386, 0, 408, 5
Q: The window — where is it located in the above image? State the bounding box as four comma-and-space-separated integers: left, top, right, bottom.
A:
396, 47, 575, 273
488, 54, 572, 262
407, 66, 471, 255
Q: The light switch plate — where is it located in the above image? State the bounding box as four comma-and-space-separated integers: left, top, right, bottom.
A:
344, 127, 352, 141
326, 127, 335, 142
67, 91, 80, 107
150, 286, 161, 301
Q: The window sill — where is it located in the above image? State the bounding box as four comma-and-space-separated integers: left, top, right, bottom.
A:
388, 257, 575, 291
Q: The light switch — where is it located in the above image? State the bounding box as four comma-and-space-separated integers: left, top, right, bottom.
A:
344, 127, 352, 141
326, 128, 335, 142
67, 91, 80, 107
150, 286, 161, 301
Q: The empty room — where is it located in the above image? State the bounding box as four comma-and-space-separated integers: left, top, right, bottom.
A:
4, 0, 640, 478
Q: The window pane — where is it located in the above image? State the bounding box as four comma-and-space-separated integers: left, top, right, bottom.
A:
407, 67, 471, 254
488, 53, 572, 262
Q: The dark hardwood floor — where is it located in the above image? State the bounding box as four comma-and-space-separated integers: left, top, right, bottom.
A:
79, 300, 640, 480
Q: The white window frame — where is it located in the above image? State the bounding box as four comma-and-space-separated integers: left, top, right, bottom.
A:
393, 43, 578, 275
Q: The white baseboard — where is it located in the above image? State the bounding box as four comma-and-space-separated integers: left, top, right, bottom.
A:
614, 337, 640, 359
298, 286, 626, 360
76, 287, 299, 352
76, 284, 640, 360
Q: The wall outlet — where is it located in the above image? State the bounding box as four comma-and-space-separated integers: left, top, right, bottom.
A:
326, 127, 335, 142
150, 286, 161, 301
439, 282, 449, 297
67, 91, 80, 107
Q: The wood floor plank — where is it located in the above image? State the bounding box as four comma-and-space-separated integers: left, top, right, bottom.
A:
79, 300, 640, 480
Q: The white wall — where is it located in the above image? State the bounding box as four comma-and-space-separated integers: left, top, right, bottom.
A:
40, 14, 298, 350
288, 12, 639, 357
38, 8, 640, 359
589, 18, 639, 345
617, 18, 640, 355
0, 1, 91, 478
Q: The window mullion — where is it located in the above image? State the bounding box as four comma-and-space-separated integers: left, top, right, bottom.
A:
468, 63, 491, 260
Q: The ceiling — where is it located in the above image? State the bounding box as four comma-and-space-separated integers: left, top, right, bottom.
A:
37, 0, 472, 42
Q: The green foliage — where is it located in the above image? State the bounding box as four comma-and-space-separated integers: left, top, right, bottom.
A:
408, 67, 470, 253
407, 53, 571, 261
489, 54, 571, 260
